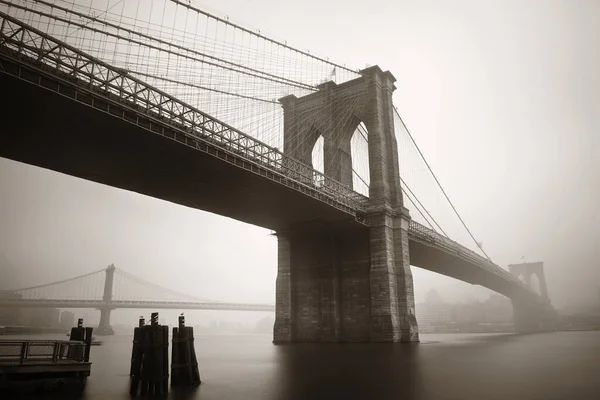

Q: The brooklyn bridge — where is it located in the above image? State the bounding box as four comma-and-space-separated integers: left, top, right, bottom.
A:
0, 0, 557, 342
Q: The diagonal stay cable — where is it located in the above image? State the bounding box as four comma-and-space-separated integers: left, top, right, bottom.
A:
401, 187, 436, 230
27, 0, 315, 90
14, 267, 107, 291
400, 177, 447, 236
3, 0, 314, 91
351, 166, 369, 187
394, 107, 491, 260
170, 0, 358, 75
115, 268, 211, 302
129, 70, 278, 104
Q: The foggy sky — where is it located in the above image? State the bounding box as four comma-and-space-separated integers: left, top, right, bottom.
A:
1, 0, 599, 315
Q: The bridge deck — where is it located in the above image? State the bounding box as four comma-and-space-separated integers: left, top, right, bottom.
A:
0, 66, 360, 232
0, 11, 543, 306
0, 340, 91, 376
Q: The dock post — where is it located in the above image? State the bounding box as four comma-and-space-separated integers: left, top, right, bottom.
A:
188, 325, 201, 384
130, 317, 144, 378
171, 313, 201, 387
162, 324, 169, 390
129, 312, 169, 397
68, 318, 86, 361
83, 327, 93, 362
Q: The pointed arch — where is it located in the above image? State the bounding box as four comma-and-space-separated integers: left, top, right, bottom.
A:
530, 273, 541, 296
350, 121, 370, 196
311, 135, 325, 187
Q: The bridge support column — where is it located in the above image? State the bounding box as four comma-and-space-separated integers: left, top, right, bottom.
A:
363, 64, 418, 343
393, 216, 419, 342
273, 234, 292, 343
274, 220, 418, 343
274, 226, 372, 343
97, 264, 116, 336
508, 262, 550, 302
367, 212, 401, 341
512, 299, 558, 333
508, 262, 556, 332
367, 212, 419, 342
275, 65, 419, 343
96, 308, 115, 336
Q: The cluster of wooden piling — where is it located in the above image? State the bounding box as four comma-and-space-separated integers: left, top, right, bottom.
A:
129, 313, 201, 397
171, 314, 201, 386
129, 313, 169, 397
67, 318, 93, 362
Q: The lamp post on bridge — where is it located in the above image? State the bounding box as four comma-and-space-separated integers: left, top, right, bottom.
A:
97, 264, 116, 336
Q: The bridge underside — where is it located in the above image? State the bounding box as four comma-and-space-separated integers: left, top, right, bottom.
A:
274, 227, 555, 342
410, 241, 523, 300
0, 61, 555, 340
0, 72, 358, 232
274, 224, 419, 343
410, 240, 557, 333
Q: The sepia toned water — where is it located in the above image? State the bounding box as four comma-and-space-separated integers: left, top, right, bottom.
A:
6, 331, 600, 400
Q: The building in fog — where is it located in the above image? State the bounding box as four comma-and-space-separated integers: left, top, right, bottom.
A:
416, 289, 452, 331
0, 291, 62, 328
417, 289, 514, 333
19, 307, 60, 328
481, 294, 513, 323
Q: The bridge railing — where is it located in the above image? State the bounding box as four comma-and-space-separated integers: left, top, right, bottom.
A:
408, 221, 534, 293
0, 12, 367, 214
0, 340, 89, 364
0, 298, 276, 311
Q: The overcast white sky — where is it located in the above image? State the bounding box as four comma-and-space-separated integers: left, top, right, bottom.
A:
1, 0, 599, 322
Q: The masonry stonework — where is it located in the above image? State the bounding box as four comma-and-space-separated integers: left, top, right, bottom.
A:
508, 262, 549, 301
273, 235, 292, 343
96, 264, 115, 335
508, 262, 556, 333
274, 65, 419, 343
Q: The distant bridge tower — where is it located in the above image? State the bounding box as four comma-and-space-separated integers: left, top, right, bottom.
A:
274, 66, 418, 343
508, 262, 555, 332
96, 264, 115, 335
508, 262, 549, 301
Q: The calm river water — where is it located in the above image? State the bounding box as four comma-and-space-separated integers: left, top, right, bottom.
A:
7, 331, 600, 400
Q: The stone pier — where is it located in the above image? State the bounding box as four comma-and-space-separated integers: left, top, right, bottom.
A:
274, 66, 419, 343
96, 264, 115, 336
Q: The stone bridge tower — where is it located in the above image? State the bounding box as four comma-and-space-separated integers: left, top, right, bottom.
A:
508, 262, 556, 332
97, 264, 115, 335
273, 66, 419, 343
508, 262, 549, 302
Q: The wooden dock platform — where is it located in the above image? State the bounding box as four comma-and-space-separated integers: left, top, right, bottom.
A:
0, 339, 92, 394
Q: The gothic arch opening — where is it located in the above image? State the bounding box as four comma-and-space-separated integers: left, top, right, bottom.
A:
530, 273, 541, 296
311, 135, 324, 187
350, 121, 370, 196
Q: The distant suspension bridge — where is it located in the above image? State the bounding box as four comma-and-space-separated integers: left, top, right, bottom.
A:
0, 264, 275, 334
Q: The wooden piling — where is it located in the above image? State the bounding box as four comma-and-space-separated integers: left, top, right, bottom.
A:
83, 327, 93, 362
162, 325, 169, 390
68, 318, 85, 361
171, 314, 201, 387
129, 313, 169, 397
129, 317, 144, 378
171, 326, 179, 386
188, 326, 201, 384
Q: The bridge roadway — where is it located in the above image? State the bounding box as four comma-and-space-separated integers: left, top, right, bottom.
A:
0, 299, 275, 312
0, 13, 541, 306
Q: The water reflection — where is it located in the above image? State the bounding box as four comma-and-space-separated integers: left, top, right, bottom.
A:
270, 343, 425, 400
2, 332, 599, 400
